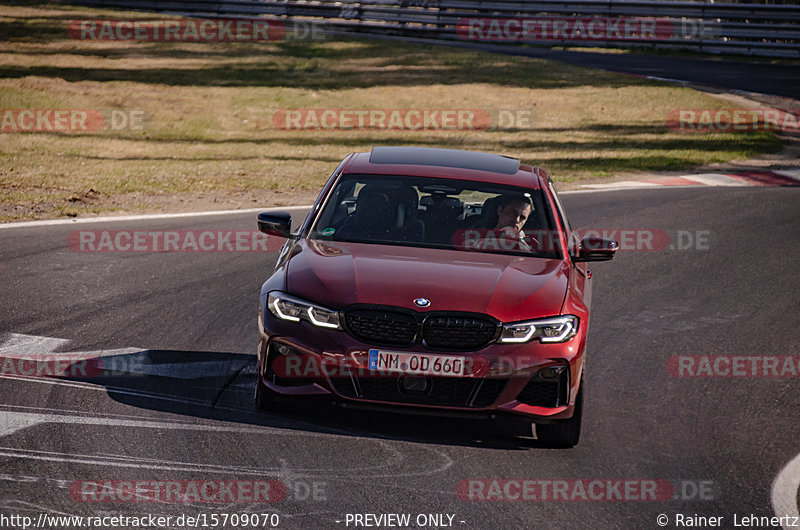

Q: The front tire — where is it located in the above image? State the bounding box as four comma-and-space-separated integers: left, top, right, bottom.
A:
535, 383, 583, 448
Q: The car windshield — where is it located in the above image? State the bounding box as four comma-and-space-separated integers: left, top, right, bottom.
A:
309, 174, 561, 258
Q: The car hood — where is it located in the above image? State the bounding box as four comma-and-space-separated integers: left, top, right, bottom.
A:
285, 239, 569, 322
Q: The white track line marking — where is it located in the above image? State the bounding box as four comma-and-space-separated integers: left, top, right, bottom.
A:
775, 169, 800, 181
98, 357, 250, 379
0, 409, 406, 469
0, 410, 273, 438
681, 174, 751, 187
0, 409, 451, 478
578, 180, 662, 190
0, 333, 71, 356
0, 205, 312, 230
560, 186, 700, 195
772, 451, 800, 530
575, 170, 800, 192
0, 333, 249, 379
0, 373, 218, 407
645, 75, 691, 85
0, 337, 453, 479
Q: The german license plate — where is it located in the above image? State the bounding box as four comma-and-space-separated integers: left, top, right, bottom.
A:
367, 349, 465, 377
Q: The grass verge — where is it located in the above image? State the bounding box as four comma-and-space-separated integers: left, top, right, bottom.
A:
0, 3, 784, 221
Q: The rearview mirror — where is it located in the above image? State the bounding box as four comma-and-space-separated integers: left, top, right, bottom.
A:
573, 235, 618, 262
257, 211, 294, 239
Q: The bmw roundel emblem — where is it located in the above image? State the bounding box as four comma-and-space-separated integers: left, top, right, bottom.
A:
414, 298, 431, 308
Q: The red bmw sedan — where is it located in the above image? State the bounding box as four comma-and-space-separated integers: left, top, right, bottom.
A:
255, 147, 617, 447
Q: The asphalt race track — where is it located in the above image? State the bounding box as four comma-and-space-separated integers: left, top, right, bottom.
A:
483, 46, 800, 101
1, 187, 799, 529
355, 34, 800, 101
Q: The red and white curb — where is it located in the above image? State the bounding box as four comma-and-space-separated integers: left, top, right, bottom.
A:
581, 169, 800, 190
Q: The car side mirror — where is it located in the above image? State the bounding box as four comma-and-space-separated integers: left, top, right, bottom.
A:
258, 211, 294, 239
573, 235, 618, 262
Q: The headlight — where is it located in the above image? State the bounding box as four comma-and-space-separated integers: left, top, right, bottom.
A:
267, 291, 342, 330
499, 315, 578, 343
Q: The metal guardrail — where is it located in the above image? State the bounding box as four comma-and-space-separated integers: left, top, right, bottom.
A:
68, 0, 800, 57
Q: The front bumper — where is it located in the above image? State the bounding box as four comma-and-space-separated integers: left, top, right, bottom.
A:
257, 309, 585, 422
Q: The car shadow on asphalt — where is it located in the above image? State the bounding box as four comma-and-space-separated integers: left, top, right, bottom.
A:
63, 349, 571, 451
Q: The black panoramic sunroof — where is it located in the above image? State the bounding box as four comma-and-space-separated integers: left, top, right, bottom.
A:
369, 146, 520, 175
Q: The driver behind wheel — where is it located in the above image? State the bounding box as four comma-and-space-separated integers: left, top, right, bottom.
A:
492, 193, 536, 251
